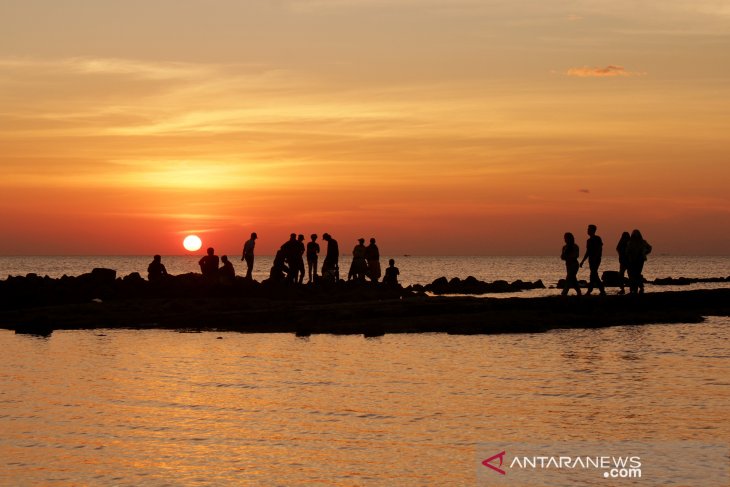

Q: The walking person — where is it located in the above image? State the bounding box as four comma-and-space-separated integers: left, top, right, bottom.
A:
306, 234, 320, 283
579, 224, 606, 295
616, 231, 631, 294
365, 237, 381, 282
561, 232, 582, 296
241, 232, 257, 280
626, 229, 652, 294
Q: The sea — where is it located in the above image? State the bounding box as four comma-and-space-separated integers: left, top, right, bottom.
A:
1, 256, 729, 485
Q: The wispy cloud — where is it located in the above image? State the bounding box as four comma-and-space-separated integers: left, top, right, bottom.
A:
566, 65, 644, 78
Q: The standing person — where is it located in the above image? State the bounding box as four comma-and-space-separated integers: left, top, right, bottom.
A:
241, 232, 257, 280
383, 258, 399, 285
321, 233, 339, 282
579, 224, 606, 295
365, 237, 381, 282
626, 229, 652, 294
560, 233, 582, 296
199, 247, 219, 280
295, 234, 306, 284
348, 238, 368, 281
616, 231, 631, 294
306, 234, 320, 283
147, 255, 168, 282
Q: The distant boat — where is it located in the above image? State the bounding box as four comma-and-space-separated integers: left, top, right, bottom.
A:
403, 254, 411, 257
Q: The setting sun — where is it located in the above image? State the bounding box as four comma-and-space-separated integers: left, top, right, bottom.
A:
183, 235, 202, 252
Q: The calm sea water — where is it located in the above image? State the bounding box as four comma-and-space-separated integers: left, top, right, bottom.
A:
1, 320, 728, 485
1, 256, 729, 295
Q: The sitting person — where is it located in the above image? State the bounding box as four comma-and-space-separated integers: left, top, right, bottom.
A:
199, 247, 219, 280
382, 258, 399, 285
219, 255, 236, 282
147, 255, 168, 282
269, 250, 289, 282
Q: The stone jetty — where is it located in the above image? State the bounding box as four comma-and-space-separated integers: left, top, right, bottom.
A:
1, 269, 728, 336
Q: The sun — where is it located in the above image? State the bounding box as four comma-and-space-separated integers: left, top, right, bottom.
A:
183, 235, 202, 252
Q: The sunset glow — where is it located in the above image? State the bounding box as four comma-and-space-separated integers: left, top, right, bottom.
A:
1, 1, 728, 255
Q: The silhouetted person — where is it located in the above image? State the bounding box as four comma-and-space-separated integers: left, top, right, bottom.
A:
241, 232, 257, 280
220, 255, 235, 283
294, 234, 306, 284
365, 237, 381, 282
280, 233, 300, 283
348, 238, 368, 281
579, 224, 606, 295
147, 255, 168, 282
199, 247, 219, 280
560, 232, 582, 296
306, 234, 320, 283
270, 249, 289, 282
616, 231, 631, 294
626, 229, 652, 294
383, 258, 399, 285
321, 233, 339, 282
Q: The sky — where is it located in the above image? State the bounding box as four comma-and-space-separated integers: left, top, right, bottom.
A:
1, 0, 729, 255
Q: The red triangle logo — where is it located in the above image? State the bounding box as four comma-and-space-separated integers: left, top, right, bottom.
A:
482, 451, 507, 475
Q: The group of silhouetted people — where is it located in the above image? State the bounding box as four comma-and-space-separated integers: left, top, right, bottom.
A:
197, 247, 236, 282
561, 225, 652, 296
147, 232, 400, 286
270, 233, 396, 285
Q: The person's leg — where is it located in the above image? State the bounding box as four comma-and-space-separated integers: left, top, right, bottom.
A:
628, 264, 638, 293
637, 261, 645, 293
618, 263, 626, 294
245, 255, 254, 279
591, 262, 605, 294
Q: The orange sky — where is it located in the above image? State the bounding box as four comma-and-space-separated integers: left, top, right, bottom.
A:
1, 1, 728, 255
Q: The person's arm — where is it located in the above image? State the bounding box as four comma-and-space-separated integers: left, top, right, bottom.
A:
579, 241, 589, 267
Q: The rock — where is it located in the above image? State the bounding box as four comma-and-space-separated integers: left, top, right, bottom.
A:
429, 277, 450, 293
91, 268, 117, 283
123, 272, 144, 282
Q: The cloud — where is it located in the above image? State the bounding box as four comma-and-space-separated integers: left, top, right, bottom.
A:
579, 189, 590, 193
566, 65, 643, 78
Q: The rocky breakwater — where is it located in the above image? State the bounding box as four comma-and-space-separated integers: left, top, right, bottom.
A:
650, 276, 730, 286
409, 276, 546, 295
1, 269, 729, 336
